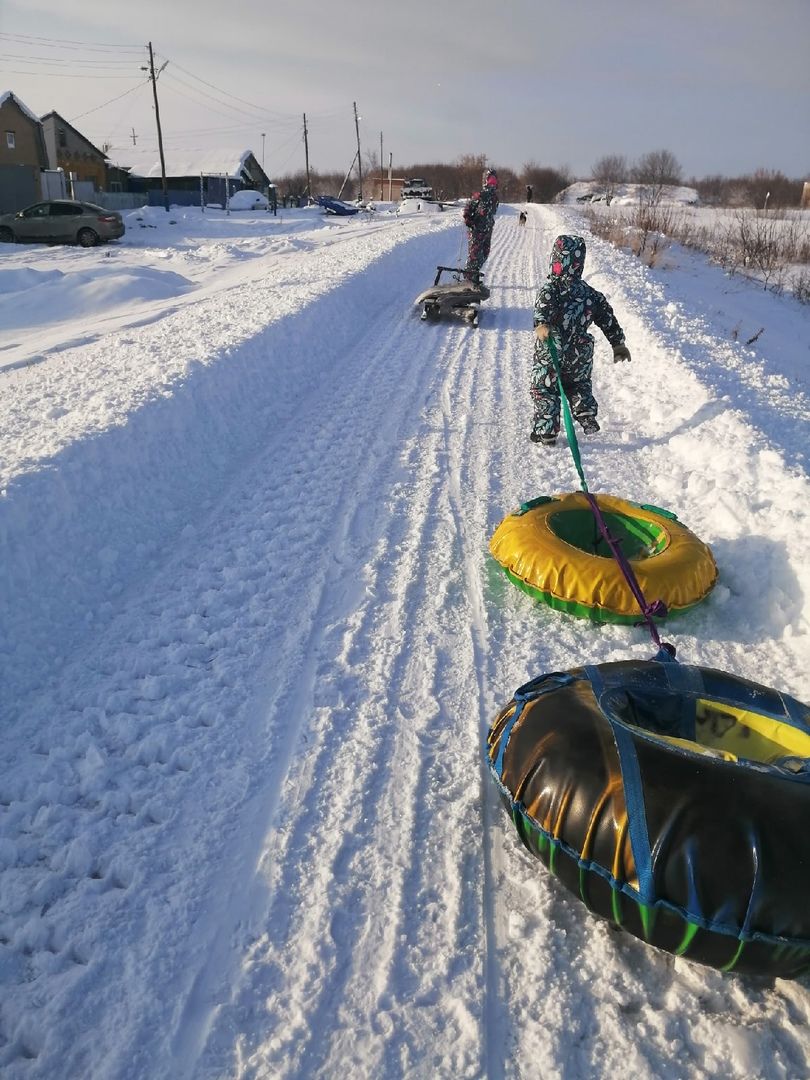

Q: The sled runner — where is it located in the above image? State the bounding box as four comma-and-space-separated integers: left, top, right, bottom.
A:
415, 266, 490, 327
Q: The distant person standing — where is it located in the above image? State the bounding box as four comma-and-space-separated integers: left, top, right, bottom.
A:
526, 184, 533, 203
462, 168, 500, 282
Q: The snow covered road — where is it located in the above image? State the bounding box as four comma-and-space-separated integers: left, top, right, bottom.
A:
1, 202, 808, 1079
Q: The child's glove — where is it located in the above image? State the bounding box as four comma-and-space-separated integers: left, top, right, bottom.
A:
613, 344, 631, 363
535, 324, 550, 341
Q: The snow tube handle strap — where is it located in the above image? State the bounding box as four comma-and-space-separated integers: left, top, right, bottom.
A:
493, 673, 576, 779
516, 495, 555, 516
514, 671, 576, 702
638, 502, 679, 522
652, 644, 678, 662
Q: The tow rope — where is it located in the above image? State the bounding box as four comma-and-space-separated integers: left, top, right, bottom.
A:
547, 336, 676, 658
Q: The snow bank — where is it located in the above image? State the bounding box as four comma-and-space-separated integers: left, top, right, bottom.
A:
0, 265, 194, 330
559, 181, 700, 206
1, 198, 809, 1080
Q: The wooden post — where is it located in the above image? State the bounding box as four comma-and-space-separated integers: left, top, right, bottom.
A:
353, 102, 363, 201
303, 113, 311, 201
146, 42, 169, 212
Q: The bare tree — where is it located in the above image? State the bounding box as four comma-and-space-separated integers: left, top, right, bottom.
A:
454, 153, 489, 197
744, 169, 799, 210
633, 149, 682, 187
591, 154, 628, 200
521, 161, 573, 203
633, 150, 682, 210
630, 149, 683, 217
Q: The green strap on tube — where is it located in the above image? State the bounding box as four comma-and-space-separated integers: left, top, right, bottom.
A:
547, 335, 589, 493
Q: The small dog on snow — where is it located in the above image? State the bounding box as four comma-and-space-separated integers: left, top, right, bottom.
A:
518, 211, 528, 226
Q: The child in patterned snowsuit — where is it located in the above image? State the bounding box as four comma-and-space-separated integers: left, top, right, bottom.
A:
463, 169, 499, 280
530, 234, 631, 446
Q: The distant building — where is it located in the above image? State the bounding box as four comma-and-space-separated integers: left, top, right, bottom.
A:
40, 111, 109, 192
106, 146, 272, 206
368, 175, 406, 201
0, 90, 49, 210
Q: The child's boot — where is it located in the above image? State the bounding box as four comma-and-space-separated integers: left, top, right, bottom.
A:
579, 416, 600, 435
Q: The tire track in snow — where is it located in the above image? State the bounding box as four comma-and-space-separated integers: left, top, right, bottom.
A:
196, 210, 538, 1079
204, 319, 490, 1078
5, 203, 809, 1079
470, 204, 810, 1080
0, 215, 458, 710
133, 237, 477, 1080
0, 221, 462, 1079
436, 212, 541, 1080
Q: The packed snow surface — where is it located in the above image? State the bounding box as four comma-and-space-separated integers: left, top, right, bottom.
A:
1, 199, 809, 1079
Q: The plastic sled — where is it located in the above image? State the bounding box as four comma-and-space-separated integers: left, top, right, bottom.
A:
415, 266, 490, 327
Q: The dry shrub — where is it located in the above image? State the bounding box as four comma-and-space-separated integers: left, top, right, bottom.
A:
794, 270, 810, 305
582, 200, 810, 298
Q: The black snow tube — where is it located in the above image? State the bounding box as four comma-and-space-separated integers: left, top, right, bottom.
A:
487, 657, 810, 978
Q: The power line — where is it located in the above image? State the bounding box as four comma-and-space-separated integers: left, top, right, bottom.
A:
159, 72, 279, 126
0, 52, 141, 65
156, 55, 343, 126
163, 57, 299, 121
160, 69, 302, 131
1, 70, 139, 79
0, 31, 142, 51
97, 87, 143, 151
70, 80, 149, 122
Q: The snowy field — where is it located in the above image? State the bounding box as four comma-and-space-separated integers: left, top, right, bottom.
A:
1, 198, 809, 1079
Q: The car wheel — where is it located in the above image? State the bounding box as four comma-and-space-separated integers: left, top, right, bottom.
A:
0, 227, 14, 243
77, 227, 99, 248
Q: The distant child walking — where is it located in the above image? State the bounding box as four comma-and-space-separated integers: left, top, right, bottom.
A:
530, 234, 631, 445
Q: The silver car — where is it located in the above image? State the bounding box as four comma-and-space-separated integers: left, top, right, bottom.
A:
0, 199, 125, 247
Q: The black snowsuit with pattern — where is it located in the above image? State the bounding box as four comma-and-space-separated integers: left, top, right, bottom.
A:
530, 234, 625, 437
463, 185, 499, 278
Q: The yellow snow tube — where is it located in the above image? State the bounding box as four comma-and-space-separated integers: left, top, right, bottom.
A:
490, 492, 717, 623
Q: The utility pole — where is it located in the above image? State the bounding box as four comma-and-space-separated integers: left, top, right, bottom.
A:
380, 131, 383, 200
144, 42, 169, 211
261, 133, 266, 171
303, 112, 311, 201
130, 127, 138, 146
353, 101, 363, 201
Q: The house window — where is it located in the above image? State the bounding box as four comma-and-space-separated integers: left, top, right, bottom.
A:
5, 131, 15, 150
58, 129, 67, 148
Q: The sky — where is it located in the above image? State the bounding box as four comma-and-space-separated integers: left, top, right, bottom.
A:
1, 0, 809, 181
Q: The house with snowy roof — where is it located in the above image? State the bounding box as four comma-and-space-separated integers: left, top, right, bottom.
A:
40, 111, 109, 193
0, 90, 49, 211
106, 145, 271, 207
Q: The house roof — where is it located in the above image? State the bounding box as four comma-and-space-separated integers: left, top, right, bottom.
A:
106, 145, 266, 181
0, 90, 42, 126
40, 110, 107, 160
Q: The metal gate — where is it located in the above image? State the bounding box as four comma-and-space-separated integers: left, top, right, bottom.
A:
0, 164, 41, 213
41, 169, 67, 199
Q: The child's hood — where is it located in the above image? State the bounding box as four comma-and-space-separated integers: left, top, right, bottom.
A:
549, 234, 586, 290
